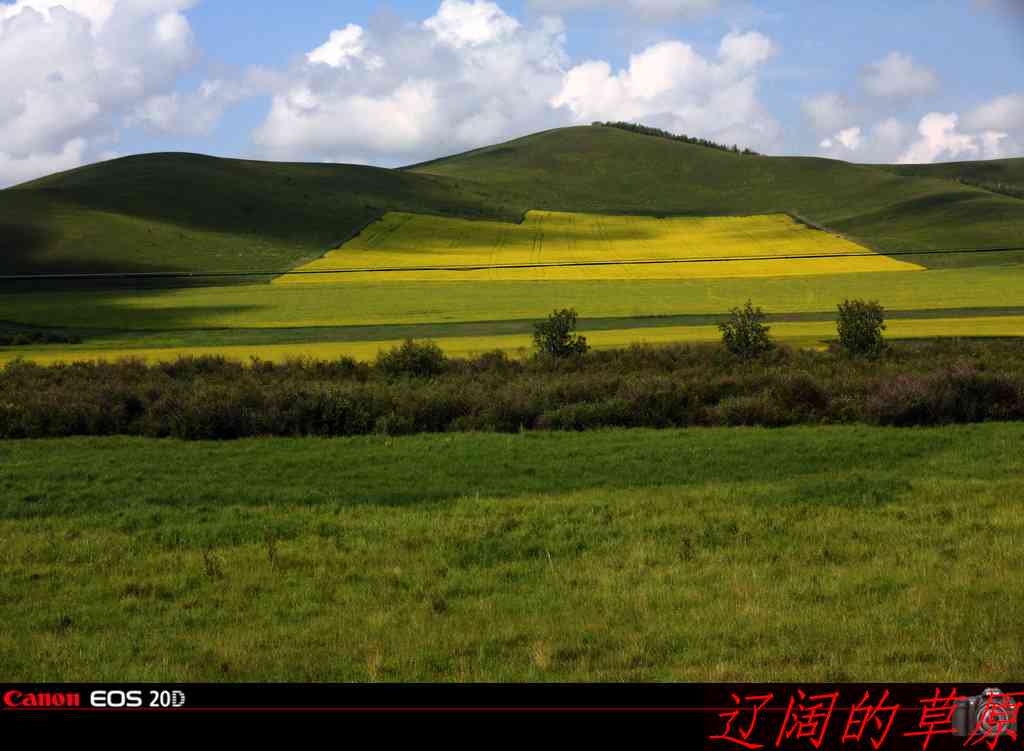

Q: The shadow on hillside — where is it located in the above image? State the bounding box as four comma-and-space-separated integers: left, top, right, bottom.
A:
0, 191, 198, 277
9, 154, 520, 257
0, 287, 269, 339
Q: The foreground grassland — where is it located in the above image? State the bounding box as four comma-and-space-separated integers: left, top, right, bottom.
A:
280, 211, 920, 283
1, 425, 1022, 681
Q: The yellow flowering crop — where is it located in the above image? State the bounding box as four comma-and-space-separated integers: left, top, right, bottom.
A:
276, 210, 923, 284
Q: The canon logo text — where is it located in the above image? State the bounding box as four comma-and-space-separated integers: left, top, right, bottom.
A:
4, 690, 81, 708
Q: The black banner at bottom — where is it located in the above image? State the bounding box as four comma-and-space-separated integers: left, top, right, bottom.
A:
2, 683, 1023, 744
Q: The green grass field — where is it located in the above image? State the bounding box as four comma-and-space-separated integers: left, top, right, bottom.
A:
2, 262, 1022, 364
2, 424, 1022, 681
4, 315, 1024, 365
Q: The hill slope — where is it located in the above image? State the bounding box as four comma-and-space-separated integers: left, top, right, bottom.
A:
0, 153, 514, 276
877, 158, 1024, 201
2, 125, 1023, 277
879, 157, 1024, 186
411, 126, 1024, 266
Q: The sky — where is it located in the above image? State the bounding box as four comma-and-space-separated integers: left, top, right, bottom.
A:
1, 0, 1023, 186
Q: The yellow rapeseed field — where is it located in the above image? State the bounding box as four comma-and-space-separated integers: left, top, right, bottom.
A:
276, 211, 924, 284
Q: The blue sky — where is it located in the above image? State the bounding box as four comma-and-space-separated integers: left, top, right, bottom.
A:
1, 0, 1023, 185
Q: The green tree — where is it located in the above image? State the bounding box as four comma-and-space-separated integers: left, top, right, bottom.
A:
719, 300, 774, 359
836, 299, 887, 358
533, 308, 589, 357
376, 339, 447, 377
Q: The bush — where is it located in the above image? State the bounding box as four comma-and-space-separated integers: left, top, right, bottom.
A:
837, 299, 886, 358
865, 375, 943, 426
533, 309, 589, 358
465, 349, 520, 376
710, 394, 792, 427
772, 371, 829, 415
473, 384, 544, 432
940, 362, 1023, 422
375, 339, 447, 378
536, 399, 632, 431
2, 339, 1024, 438
616, 374, 693, 427
718, 301, 774, 359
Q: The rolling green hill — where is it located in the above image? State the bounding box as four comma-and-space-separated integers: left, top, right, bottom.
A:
411, 126, 1024, 267
0, 153, 513, 276
877, 157, 1024, 202
879, 156, 1024, 187
1, 124, 1023, 277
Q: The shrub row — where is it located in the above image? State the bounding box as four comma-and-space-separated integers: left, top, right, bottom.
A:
595, 122, 761, 156
2, 339, 1024, 439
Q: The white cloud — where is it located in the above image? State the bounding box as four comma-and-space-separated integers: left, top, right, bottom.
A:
13, 0, 1013, 186
862, 52, 938, 98
129, 77, 259, 136
964, 93, 1024, 131
307, 23, 383, 70
873, 117, 908, 152
423, 0, 520, 48
0, 137, 87, 185
818, 126, 861, 152
979, 130, 1010, 156
0, 0, 116, 30
551, 31, 781, 151
259, 80, 446, 160
801, 92, 855, 134
816, 108, 1020, 165
527, 0, 719, 17
836, 126, 862, 150
899, 112, 987, 163
718, 30, 776, 68
816, 118, 906, 162
0, 0, 200, 185
253, 3, 780, 164
253, 2, 569, 165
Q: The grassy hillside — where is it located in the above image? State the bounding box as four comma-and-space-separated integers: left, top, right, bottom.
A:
880, 157, 1024, 187
1, 125, 1021, 277
0, 153, 512, 275
878, 158, 1024, 202
412, 126, 1024, 266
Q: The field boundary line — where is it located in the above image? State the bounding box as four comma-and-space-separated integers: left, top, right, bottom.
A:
267, 214, 384, 283
3, 246, 1024, 282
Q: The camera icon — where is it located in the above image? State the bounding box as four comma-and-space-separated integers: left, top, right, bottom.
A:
952, 688, 1019, 738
